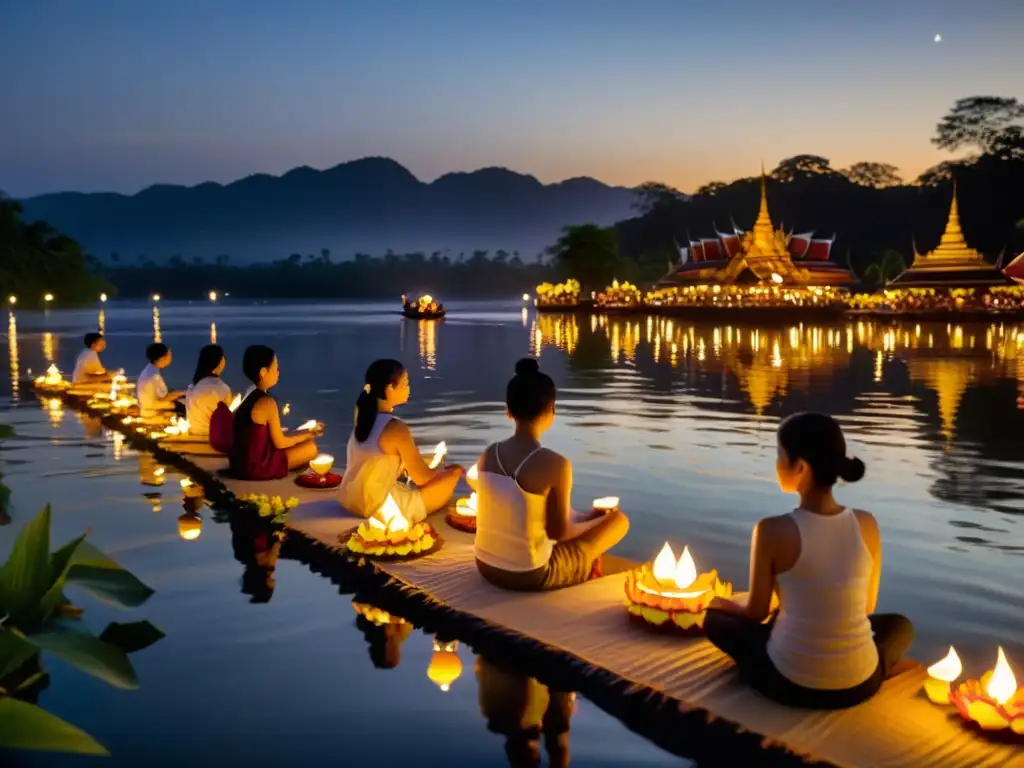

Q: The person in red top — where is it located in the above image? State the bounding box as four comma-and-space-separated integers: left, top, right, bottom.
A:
230, 345, 319, 480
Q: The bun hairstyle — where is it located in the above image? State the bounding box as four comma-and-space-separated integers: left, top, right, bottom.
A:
242, 344, 276, 386
354, 359, 406, 443
506, 357, 556, 422
778, 412, 865, 487
192, 344, 225, 386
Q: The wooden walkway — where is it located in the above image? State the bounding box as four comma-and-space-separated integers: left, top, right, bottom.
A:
37, 391, 1024, 768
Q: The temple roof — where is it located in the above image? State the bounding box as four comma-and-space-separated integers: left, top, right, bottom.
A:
656, 172, 858, 288
888, 187, 1014, 289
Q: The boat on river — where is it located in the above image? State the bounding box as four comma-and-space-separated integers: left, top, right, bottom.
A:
401, 294, 446, 320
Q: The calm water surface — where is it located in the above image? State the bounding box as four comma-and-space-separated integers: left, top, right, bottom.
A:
2, 299, 1023, 765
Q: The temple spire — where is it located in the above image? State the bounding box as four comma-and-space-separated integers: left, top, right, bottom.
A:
754, 165, 773, 235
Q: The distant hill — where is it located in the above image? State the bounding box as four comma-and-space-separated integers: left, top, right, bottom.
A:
16, 157, 637, 262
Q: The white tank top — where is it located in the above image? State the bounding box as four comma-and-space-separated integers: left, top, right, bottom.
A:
766, 508, 879, 690
474, 445, 555, 572
337, 413, 404, 518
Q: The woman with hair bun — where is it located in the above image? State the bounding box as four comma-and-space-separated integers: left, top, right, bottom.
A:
705, 412, 914, 709
338, 359, 463, 522
473, 358, 629, 591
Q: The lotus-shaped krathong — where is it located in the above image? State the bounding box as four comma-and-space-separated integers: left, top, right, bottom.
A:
624, 543, 733, 634
346, 494, 440, 559
950, 647, 1024, 735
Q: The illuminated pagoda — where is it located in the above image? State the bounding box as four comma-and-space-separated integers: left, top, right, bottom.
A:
655, 173, 857, 291
641, 173, 854, 317
852, 187, 1024, 317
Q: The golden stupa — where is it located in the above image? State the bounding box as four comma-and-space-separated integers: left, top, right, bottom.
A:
657, 169, 857, 288
888, 186, 1014, 289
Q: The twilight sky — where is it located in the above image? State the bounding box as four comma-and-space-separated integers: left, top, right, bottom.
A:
1, 0, 1021, 197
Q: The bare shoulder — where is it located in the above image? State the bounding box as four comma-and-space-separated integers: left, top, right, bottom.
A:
755, 514, 798, 546
251, 396, 276, 417
852, 508, 878, 529
539, 446, 570, 474
382, 417, 411, 439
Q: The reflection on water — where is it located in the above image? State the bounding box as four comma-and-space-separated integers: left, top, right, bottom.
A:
210, 321, 217, 344
99, 307, 106, 333
7, 312, 18, 403
418, 319, 438, 370
428, 637, 463, 692
353, 599, 414, 669
42, 330, 55, 362
153, 306, 161, 342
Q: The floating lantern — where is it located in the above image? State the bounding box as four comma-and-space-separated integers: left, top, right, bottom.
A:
177, 512, 202, 541
344, 494, 439, 559
427, 441, 447, 469
924, 646, 962, 704
623, 543, 733, 634
427, 639, 463, 692
950, 647, 1024, 733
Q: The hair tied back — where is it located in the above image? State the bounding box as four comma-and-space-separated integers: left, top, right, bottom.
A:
839, 456, 866, 483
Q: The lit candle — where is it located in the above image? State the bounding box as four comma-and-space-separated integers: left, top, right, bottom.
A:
592, 496, 619, 514
924, 646, 962, 704
455, 492, 478, 517
309, 454, 334, 477
428, 441, 447, 469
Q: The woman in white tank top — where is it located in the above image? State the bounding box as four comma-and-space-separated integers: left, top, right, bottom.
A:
338, 359, 464, 523
474, 359, 630, 591
705, 412, 915, 709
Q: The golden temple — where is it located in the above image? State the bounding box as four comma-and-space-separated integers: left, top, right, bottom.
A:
656, 172, 858, 289
888, 186, 1015, 289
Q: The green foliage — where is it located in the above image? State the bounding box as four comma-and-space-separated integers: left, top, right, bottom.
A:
546, 224, 623, 291
0, 201, 111, 307
933, 96, 1024, 154
0, 698, 108, 756
843, 162, 903, 189
0, 506, 163, 755
863, 249, 907, 287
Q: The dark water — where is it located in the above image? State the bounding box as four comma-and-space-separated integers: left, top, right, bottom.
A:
3, 299, 1024, 765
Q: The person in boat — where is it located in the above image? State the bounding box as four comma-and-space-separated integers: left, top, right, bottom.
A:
185, 344, 232, 437
704, 412, 915, 709
338, 359, 463, 522
474, 359, 629, 591
230, 345, 319, 480
72, 332, 112, 384
137, 342, 185, 418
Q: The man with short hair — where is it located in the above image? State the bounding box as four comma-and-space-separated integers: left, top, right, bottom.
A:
72, 332, 112, 384
137, 342, 185, 418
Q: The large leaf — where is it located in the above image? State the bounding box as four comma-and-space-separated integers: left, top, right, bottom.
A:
37, 534, 86, 625
65, 539, 154, 609
28, 622, 138, 690
0, 629, 39, 684
0, 697, 108, 755
98, 621, 165, 655
0, 506, 53, 627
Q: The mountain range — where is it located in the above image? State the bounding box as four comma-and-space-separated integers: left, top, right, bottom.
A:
15, 157, 638, 262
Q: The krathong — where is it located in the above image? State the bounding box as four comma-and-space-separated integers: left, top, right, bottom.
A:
298, 453, 342, 489
624, 543, 733, 634
345, 494, 439, 559
924, 646, 962, 705
427, 638, 463, 692
535, 279, 581, 308
427, 441, 447, 470
446, 491, 478, 532
950, 647, 1023, 734
34, 364, 68, 392
596, 279, 643, 309
162, 417, 190, 436
309, 453, 334, 477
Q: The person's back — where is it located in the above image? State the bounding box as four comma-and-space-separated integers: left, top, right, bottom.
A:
338, 412, 404, 515
186, 375, 230, 436
475, 444, 553, 573
73, 333, 107, 384
766, 508, 877, 690
230, 389, 286, 480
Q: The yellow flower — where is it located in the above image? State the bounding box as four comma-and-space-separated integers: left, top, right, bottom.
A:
286, 497, 300, 509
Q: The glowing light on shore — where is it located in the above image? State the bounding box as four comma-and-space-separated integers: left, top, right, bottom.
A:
151, 293, 161, 303
100, 293, 107, 303
7, 295, 16, 305
43, 293, 54, 303
208, 290, 218, 302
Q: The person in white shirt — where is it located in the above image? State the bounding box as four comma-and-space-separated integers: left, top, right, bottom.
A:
705, 412, 915, 709
138, 342, 184, 418
72, 332, 112, 384
185, 344, 232, 436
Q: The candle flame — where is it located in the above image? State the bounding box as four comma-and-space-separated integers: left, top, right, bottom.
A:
986, 647, 1017, 705
467, 463, 478, 481
927, 646, 962, 683
457, 492, 478, 516
428, 441, 447, 469
592, 496, 619, 510
369, 494, 409, 533
228, 394, 242, 412
296, 419, 317, 432
651, 543, 697, 589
